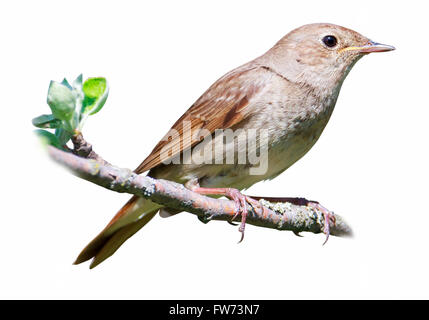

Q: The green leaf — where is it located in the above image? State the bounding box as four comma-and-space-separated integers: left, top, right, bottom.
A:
55, 128, 72, 146
32, 114, 62, 129
82, 77, 109, 115
73, 74, 83, 91
83, 77, 106, 99
70, 74, 84, 129
34, 129, 62, 149
61, 78, 72, 89
47, 81, 76, 121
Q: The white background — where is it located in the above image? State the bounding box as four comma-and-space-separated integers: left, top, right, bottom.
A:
1, 0, 428, 299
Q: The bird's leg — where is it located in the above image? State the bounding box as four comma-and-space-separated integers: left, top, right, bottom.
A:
249, 196, 336, 244
185, 179, 256, 242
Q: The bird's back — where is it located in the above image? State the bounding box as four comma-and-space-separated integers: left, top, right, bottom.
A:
149, 63, 338, 190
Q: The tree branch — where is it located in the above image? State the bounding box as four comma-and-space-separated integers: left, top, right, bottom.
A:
44, 138, 352, 239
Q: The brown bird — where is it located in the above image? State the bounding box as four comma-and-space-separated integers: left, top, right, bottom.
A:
74, 23, 394, 268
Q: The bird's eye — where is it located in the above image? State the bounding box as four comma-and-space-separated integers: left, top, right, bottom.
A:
322, 35, 338, 48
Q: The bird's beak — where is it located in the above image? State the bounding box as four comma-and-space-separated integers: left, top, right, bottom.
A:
341, 41, 396, 54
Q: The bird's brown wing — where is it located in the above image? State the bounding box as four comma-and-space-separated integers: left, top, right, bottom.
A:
134, 65, 269, 174
75, 66, 271, 267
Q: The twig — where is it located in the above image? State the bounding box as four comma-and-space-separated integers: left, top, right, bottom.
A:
70, 132, 109, 166
45, 140, 352, 238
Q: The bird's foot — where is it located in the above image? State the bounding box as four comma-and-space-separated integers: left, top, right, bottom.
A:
307, 202, 336, 245
186, 182, 258, 243
226, 189, 262, 243
248, 196, 335, 244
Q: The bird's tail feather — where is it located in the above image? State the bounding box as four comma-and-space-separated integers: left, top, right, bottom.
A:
74, 196, 162, 268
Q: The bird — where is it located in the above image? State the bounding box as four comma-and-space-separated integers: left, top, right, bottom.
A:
74, 23, 394, 268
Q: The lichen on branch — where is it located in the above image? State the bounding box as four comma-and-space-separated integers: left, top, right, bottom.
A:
45, 140, 352, 239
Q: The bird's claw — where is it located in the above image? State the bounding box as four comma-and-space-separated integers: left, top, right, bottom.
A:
186, 184, 256, 242
225, 188, 250, 243
197, 213, 214, 224
225, 189, 264, 243
293, 230, 303, 237
308, 202, 336, 245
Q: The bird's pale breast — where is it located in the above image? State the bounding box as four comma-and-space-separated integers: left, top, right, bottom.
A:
154, 73, 339, 191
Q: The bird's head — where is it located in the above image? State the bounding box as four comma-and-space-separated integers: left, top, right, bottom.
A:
262, 23, 395, 94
